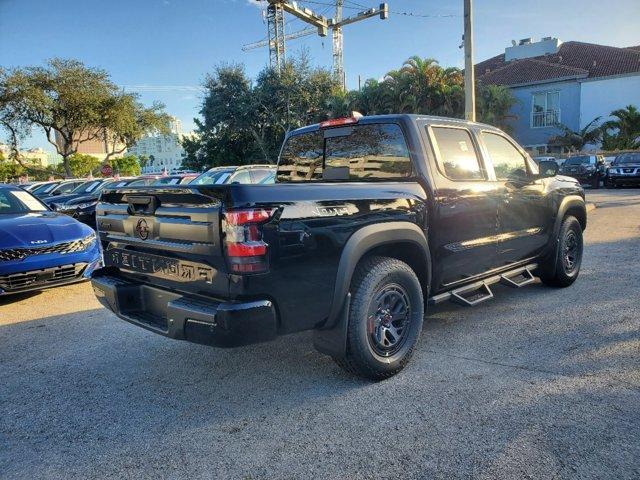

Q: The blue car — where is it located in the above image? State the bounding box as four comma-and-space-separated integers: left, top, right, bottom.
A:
0, 184, 102, 295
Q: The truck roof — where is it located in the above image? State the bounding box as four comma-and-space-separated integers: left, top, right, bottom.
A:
288, 114, 503, 137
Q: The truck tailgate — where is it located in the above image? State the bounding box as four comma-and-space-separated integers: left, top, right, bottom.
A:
96, 186, 229, 298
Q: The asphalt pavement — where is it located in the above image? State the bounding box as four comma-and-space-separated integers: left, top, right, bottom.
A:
1, 189, 639, 479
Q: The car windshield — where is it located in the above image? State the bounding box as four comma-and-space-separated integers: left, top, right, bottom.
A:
613, 153, 640, 165
72, 180, 105, 194
153, 176, 183, 185
0, 188, 48, 214
126, 178, 156, 187
191, 169, 234, 185
31, 182, 59, 194
564, 156, 593, 165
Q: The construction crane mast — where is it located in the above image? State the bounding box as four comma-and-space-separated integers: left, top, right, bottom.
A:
332, 0, 344, 87
266, 2, 286, 70
244, 1, 388, 90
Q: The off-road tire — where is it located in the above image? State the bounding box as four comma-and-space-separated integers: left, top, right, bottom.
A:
335, 256, 424, 381
539, 215, 583, 288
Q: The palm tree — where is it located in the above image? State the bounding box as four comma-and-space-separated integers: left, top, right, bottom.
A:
400, 56, 451, 114
601, 105, 640, 150
477, 84, 518, 133
548, 117, 602, 152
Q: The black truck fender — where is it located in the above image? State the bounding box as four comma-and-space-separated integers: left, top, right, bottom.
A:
538, 195, 587, 278
313, 221, 431, 359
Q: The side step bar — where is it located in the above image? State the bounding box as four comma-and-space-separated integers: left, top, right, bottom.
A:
500, 267, 535, 288
428, 264, 538, 307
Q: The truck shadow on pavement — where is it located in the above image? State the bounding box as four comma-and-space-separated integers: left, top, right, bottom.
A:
2, 237, 639, 478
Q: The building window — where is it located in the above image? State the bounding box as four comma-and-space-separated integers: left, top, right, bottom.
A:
531, 91, 560, 128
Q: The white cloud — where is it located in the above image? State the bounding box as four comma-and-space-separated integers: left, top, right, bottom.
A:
246, 0, 265, 9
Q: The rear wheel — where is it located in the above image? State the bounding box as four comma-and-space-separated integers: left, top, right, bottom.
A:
335, 256, 424, 380
539, 215, 583, 288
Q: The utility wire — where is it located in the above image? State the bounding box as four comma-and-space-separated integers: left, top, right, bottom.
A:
298, 0, 460, 18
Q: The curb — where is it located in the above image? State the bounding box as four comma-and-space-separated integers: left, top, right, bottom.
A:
586, 203, 596, 213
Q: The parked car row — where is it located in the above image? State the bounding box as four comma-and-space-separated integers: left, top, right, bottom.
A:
534, 153, 640, 189
0, 165, 277, 297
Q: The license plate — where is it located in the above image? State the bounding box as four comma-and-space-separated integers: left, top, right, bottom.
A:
106, 249, 214, 283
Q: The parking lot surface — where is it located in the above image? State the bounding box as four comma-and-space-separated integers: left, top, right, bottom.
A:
1, 189, 639, 479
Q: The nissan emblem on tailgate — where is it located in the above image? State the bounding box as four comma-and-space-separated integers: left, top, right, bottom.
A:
135, 218, 150, 240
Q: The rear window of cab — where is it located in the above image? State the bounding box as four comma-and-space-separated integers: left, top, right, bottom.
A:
277, 123, 413, 182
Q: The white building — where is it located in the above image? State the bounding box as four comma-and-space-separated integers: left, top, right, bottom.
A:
0, 144, 51, 167
130, 117, 193, 173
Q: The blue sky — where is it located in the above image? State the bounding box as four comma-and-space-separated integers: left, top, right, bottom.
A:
1, 0, 638, 151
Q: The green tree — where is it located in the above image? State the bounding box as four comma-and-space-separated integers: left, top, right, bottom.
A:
183, 54, 341, 171
110, 154, 141, 176
0, 67, 32, 168
61, 153, 101, 177
2, 59, 119, 176
476, 84, 519, 133
100, 93, 171, 164
601, 105, 640, 150
1, 58, 169, 177
548, 117, 602, 152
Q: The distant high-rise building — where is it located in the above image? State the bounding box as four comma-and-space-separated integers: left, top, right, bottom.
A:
130, 116, 193, 173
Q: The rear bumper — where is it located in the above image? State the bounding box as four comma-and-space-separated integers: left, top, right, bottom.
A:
91, 270, 278, 348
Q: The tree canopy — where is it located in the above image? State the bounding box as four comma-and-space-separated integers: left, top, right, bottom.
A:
183, 54, 519, 170
0, 58, 169, 176
601, 105, 640, 150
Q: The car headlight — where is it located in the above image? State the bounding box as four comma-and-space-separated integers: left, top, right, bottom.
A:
79, 232, 97, 249
74, 201, 98, 210
585, 165, 596, 171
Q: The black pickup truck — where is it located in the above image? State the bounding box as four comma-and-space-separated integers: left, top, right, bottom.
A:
92, 114, 587, 380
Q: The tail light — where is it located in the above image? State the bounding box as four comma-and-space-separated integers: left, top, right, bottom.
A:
319, 112, 362, 129
223, 208, 273, 273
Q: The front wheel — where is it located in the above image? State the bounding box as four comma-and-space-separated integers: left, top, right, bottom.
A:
335, 256, 424, 381
539, 215, 584, 288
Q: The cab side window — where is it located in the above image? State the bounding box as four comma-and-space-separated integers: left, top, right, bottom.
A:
482, 133, 529, 181
229, 170, 252, 184
430, 127, 484, 181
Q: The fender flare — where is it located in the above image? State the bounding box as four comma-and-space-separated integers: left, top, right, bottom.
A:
313, 221, 431, 359
553, 195, 587, 237
541, 195, 587, 277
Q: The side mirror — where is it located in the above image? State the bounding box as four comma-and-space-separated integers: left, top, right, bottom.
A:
538, 160, 558, 178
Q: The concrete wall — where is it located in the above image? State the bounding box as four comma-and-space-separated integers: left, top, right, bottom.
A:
579, 74, 640, 128
508, 80, 581, 148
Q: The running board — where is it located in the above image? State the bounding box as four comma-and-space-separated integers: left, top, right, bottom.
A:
500, 266, 535, 288
428, 263, 538, 306
451, 282, 494, 306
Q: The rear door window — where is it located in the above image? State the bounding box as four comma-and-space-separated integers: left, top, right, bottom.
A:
430, 127, 484, 181
277, 123, 413, 182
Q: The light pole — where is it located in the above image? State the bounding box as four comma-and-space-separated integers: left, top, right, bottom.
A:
463, 0, 476, 121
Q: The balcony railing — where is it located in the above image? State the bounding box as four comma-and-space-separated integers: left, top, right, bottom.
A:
531, 109, 560, 128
